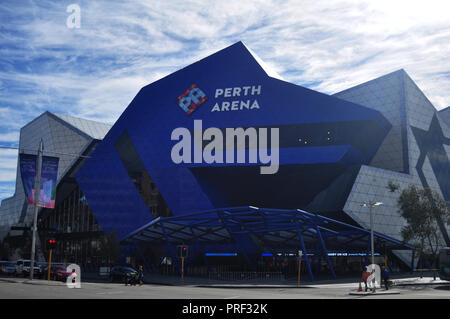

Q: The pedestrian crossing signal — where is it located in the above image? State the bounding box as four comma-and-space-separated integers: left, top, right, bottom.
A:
177, 245, 188, 258
48, 239, 56, 249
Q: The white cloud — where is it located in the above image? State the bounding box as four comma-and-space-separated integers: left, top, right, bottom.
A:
0, 170, 16, 183
0, 182, 16, 201
2, 0, 449, 118
0, 0, 449, 201
0, 132, 19, 143
0, 149, 18, 187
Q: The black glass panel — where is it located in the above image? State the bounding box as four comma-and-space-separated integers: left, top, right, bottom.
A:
114, 131, 172, 218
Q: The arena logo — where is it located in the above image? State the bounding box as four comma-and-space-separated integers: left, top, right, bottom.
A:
171, 120, 279, 174
176, 84, 262, 114
211, 85, 261, 112
177, 84, 207, 115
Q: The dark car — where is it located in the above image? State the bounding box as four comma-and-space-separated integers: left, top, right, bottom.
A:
109, 266, 137, 283
0, 261, 15, 276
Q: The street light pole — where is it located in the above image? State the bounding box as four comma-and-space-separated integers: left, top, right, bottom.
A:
361, 201, 383, 292
30, 139, 43, 280
369, 204, 375, 267
361, 201, 383, 262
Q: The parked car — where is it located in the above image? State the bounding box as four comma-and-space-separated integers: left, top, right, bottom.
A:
37, 262, 48, 270
42, 264, 74, 282
0, 261, 15, 276
109, 266, 138, 283
15, 260, 42, 278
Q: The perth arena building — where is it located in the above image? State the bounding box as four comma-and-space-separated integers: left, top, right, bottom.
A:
0, 42, 449, 280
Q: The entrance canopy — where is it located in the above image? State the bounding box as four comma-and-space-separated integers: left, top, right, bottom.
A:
122, 206, 411, 281
121, 206, 411, 252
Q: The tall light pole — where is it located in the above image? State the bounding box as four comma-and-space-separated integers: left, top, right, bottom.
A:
361, 201, 383, 266
361, 201, 383, 292
30, 140, 43, 280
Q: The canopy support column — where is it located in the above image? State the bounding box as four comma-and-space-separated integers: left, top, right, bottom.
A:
295, 222, 314, 281
316, 227, 336, 279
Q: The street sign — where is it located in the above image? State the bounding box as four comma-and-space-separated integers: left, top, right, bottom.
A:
11, 226, 31, 231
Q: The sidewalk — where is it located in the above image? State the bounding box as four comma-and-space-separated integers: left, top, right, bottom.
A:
1, 273, 447, 289
392, 277, 448, 286
0, 276, 65, 286
349, 290, 401, 296
347, 277, 448, 296
146, 273, 450, 289
0, 272, 107, 286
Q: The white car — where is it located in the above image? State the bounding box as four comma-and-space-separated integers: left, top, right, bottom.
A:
15, 259, 42, 278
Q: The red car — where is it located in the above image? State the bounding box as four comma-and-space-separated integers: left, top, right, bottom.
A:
44, 265, 74, 282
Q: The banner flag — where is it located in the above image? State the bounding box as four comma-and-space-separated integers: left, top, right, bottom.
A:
19, 153, 37, 206
40, 155, 59, 208
19, 153, 59, 208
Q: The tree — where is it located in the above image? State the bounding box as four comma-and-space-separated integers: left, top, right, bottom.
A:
397, 185, 450, 271
98, 231, 121, 266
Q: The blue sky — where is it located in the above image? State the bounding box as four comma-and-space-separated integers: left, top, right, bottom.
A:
0, 0, 450, 201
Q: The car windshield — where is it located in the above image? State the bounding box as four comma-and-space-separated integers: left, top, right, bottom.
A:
53, 266, 68, 271
122, 267, 137, 272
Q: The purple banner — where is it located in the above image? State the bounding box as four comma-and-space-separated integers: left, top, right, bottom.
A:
19, 154, 59, 208
40, 156, 59, 208
19, 153, 37, 206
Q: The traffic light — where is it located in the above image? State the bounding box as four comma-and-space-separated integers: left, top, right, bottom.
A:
47, 239, 56, 250
177, 245, 188, 258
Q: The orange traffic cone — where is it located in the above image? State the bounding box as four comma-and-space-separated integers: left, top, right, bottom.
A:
358, 282, 362, 292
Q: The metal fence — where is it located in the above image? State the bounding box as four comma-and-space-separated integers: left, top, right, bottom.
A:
208, 271, 284, 282
157, 263, 284, 282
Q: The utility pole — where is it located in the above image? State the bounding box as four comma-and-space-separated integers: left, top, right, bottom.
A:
30, 140, 43, 280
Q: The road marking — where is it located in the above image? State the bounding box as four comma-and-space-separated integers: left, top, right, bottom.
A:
309, 283, 360, 289
96, 291, 124, 295
413, 293, 450, 298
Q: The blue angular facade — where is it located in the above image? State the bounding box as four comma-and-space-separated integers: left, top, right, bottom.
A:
75, 42, 391, 240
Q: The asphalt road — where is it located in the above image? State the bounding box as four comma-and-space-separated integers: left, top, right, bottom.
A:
0, 277, 449, 299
